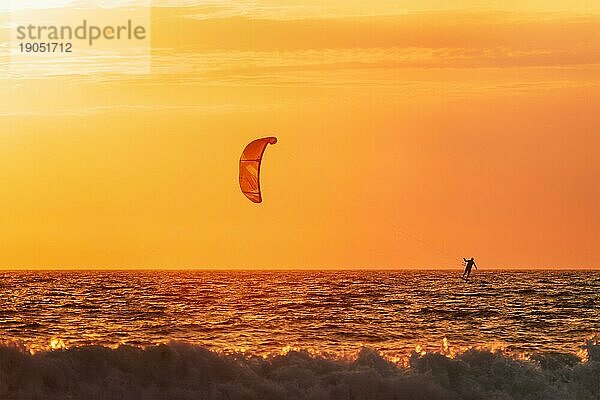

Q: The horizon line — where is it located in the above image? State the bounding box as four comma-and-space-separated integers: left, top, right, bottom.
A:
0, 267, 599, 271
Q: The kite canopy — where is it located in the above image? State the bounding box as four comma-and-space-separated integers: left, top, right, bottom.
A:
239, 137, 277, 203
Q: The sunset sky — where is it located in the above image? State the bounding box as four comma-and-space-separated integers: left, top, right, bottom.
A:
0, 1, 598, 269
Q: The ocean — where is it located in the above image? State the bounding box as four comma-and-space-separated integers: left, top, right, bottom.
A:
0, 270, 599, 399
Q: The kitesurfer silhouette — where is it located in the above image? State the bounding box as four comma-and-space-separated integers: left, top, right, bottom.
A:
462, 257, 477, 279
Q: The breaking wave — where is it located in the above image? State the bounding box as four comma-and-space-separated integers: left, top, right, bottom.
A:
1, 339, 599, 400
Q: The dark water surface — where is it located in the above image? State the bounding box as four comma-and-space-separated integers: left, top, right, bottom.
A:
0, 270, 598, 357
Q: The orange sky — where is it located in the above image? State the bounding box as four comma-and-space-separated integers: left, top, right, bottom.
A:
0, 1, 598, 269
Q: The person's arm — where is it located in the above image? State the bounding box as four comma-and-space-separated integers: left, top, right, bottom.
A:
474, 263, 478, 270
463, 258, 468, 262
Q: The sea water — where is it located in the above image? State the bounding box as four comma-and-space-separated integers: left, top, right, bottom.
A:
0, 270, 598, 399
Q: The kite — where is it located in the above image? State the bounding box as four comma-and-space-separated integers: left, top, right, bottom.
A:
239, 137, 277, 203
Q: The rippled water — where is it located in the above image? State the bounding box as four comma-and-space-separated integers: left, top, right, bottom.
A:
0, 270, 598, 357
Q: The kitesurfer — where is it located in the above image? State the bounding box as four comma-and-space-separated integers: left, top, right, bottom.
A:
462, 257, 477, 279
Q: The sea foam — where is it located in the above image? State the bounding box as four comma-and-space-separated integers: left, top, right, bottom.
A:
0, 339, 598, 400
